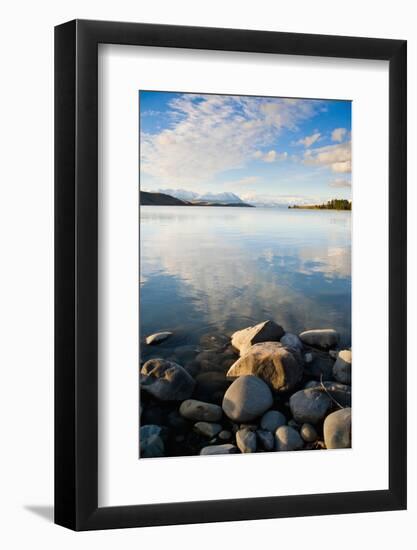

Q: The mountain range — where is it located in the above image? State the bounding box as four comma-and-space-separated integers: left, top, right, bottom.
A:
140, 190, 253, 207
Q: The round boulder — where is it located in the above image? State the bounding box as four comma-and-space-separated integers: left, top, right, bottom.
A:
275, 425, 304, 451
324, 408, 352, 449
179, 399, 222, 422
222, 375, 273, 422
226, 341, 303, 392
299, 329, 340, 350
289, 388, 332, 424
260, 410, 287, 432
236, 428, 257, 453
200, 444, 239, 455
280, 332, 304, 352
231, 320, 285, 356
140, 358, 195, 401
333, 350, 352, 384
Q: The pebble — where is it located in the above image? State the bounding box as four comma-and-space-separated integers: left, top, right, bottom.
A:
299, 329, 340, 350
323, 408, 352, 449
260, 410, 287, 432
256, 429, 275, 451
333, 349, 352, 385
194, 421, 222, 438
140, 358, 195, 401
275, 425, 304, 451
218, 430, 232, 441
289, 388, 332, 424
140, 425, 165, 458
145, 331, 173, 345
179, 399, 223, 422
300, 423, 318, 442
236, 429, 257, 453
200, 444, 239, 455
222, 375, 273, 422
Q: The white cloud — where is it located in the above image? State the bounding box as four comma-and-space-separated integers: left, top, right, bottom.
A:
141, 94, 321, 184
254, 149, 288, 163
329, 178, 351, 188
331, 127, 348, 142
303, 141, 351, 173
240, 192, 322, 206
296, 132, 321, 147
230, 176, 261, 185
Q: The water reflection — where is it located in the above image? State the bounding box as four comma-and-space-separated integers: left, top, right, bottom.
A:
140, 206, 351, 349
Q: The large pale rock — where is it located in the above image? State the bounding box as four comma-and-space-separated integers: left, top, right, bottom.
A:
222, 375, 273, 422
145, 331, 173, 345
140, 425, 164, 458
289, 388, 332, 424
299, 329, 340, 350
140, 358, 195, 401
226, 342, 303, 392
324, 408, 352, 449
275, 425, 304, 451
179, 399, 222, 422
200, 444, 239, 455
333, 350, 352, 384
231, 320, 285, 356
280, 332, 304, 352
260, 410, 287, 432
236, 429, 257, 453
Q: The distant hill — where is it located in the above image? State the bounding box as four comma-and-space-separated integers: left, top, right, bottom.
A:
289, 199, 351, 211
140, 190, 254, 207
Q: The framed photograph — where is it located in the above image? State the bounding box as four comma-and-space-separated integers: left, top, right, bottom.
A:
55, 19, 407, 530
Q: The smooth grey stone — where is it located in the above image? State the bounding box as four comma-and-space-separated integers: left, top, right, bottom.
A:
218, 430, 232, 441
140, 425, 164, 458
299, 329, 340, 350
305, 381, 351, 408
227, 341, 303, 392
222, 375, 273, 422
194, 421, 222, 438
145, 331, 173, 345
324, 408, 352, 449
231, 320, 285, 356
257, 429, 275, 451
140, 358, 195, 401
280, 332, 304, 352
200, 444, 239, 455
300, 423, 318, 442
179, 399, 223, 422
333, 350, 352, 384
236, 428, 257, 453
275, 425, 304, 451
289, 388, 332, 424
260, 410, 287, 432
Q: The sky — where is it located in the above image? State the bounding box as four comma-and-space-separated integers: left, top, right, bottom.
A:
139, 91, 351, 206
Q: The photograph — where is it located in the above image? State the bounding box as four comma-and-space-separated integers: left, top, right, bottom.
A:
139, 91, 352, 458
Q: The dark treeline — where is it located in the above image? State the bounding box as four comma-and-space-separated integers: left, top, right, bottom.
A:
289, 199, 351, 211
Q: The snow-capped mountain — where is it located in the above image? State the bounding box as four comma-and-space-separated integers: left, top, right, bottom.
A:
157, 189, 244, 204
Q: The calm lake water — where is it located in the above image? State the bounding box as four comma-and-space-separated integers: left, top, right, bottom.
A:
140, 206, 351, 361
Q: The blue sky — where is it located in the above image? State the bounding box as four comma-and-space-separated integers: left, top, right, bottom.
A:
139, 91, 351, 205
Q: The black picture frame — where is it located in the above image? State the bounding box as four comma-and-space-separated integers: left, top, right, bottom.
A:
55, 19, 407, 531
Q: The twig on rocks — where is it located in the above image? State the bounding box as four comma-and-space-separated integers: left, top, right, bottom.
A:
319, 374, 344, 410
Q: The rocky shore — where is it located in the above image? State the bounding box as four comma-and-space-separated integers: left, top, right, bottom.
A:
139, 320, 352, 458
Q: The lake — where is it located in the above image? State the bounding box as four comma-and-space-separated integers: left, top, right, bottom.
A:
139, 206, 351, 363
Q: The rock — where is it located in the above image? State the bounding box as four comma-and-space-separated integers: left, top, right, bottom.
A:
227, 342, 303, 392
304, 350, 334, 380
194, 371, 231, 404
289, 388, 332, 424
288, 419, 301, 430
240, 423, 258, 431
200, 444, 239, 455
218, 430, 232, 441
305, 381, 351, 408
329, 350, 339, 359
257, 429, 275, 451
179, 399, 223, 422
140, 425, 164, 458
300, 423, 318, 442
275, 425, 304, 451
199, 333, 229, 350
324, 408, 352, 449
194, 421, 223, 438
299, 329, 340, 350
145, 331, 173, 345
222, 375, 273, 422
140, 358, 195, 401
333, 350, 352, 384
260, 410, 287, 432
231, 320, 285, 356
280, 332, 304, 352
236, 429, 257, 453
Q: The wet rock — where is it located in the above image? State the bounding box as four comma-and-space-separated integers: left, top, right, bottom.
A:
275, 425, 304, 451
140, 425, 165, 458
289, 388, 332, 424
236, 428, 257, 453
199, 333, 229, 351
140, 358, 195, 401
280, 332, 304, 352
257, 429, 275, 451
194, 421, 222, 438
300, 423, 318, 442
145, 331, 173, 345
231, 320, 285, 356
227, 341, 303, 392
179, 399, 223, 422
333, 350, 352, 384
260, 410, 287, 432
218, 430, 232, 441
222, 375, 273, 422
299, 329, 340, 350
324, 408, 352, 449
200, 444, 239, 455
